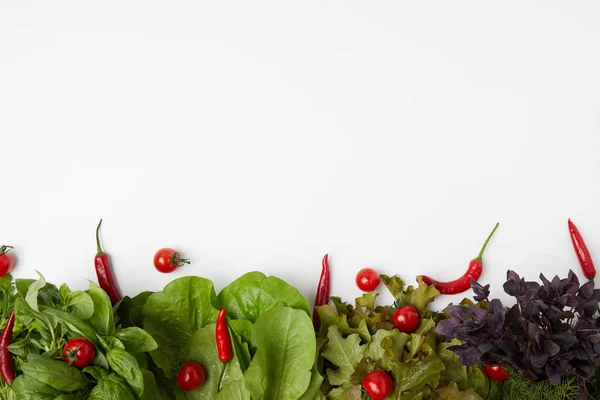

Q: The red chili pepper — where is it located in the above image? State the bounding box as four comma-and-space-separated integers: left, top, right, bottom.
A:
94, 220, 122, 306
0, 310, 15, 384
312, 254, 331, 331
216, 308, 232, 362
419, 222, 499, 294
568, 219, 596, 280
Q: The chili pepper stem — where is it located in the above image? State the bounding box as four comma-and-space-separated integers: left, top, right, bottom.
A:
96, 219, 104, 255
475, 222, 500, 261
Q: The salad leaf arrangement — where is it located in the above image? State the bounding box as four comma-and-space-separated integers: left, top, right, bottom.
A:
313, 275, 498, 399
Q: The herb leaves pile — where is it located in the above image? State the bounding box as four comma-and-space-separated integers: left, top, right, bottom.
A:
436, 270, 600, 387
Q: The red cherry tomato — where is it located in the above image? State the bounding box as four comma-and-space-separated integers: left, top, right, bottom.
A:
362, 370, 393, 400
176, 361, 205, 391
356, 268, 380, 292
153, 248, 190, 273
485, 364, 510, 381
392, 305, 420, 333
63, 337, 95, 368
0, 245, 15, 277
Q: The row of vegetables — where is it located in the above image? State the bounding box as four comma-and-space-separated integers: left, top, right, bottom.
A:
0, 219, 598, 399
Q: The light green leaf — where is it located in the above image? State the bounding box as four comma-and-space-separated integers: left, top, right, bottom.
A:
244, 307, 316, 400
321, 326, 366, 386
380, 274, 405, 299
107, 348, 144, 397
88, 282, 115, 336
297, 366, 324, 400
217, 272, 309, 323
42, 308, 98, 344
435, 382, 483, 400
25, 272, 47, 312
315, 305, 371, 343
400, 277, 440, 315
11, 375, 58, 400
182, 324, 225, 399
367, 329, 409, 361
64, 290, 95, 321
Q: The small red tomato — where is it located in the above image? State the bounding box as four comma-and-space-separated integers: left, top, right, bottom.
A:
356, 268, 380, 292
485, 364, 510, 381
63, 337, 95, 368
153, 248, 190, 273
0, 245, 15, 277
176, 361, 205, 391
362, 370, 393, 400
392, 305, 420, 333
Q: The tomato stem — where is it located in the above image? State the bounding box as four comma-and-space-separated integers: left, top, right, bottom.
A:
171, 252, 190, 268
0, 245, 13, 255
475, 222, 500, 261
96, 219, 104, 255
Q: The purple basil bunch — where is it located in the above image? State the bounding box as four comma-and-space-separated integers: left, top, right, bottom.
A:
435, 270, 600, 385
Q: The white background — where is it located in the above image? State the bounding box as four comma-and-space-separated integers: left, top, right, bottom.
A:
1, 1, 600, 310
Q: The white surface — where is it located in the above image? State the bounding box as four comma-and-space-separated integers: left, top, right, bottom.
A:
1, 1, 600, 310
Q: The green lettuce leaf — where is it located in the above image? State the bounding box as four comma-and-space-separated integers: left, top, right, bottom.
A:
143, 277, 219, 377
244, 307, 315, 400
321, 326, 366, 386
217, 272, 309, 323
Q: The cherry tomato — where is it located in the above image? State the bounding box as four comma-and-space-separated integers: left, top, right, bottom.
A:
176, 361, 205, 391
392, 305, 420, 333
362, 370, 393, 400
0, 245, 15, 277
485, 364, 510, 381
63, 337, 95, 368
356, 268, 380, 292
153, 248, 190, 273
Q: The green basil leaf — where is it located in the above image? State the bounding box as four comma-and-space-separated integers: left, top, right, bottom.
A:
15, 279, 36, 298
115, 327, 158, 353
244, 307, 316, 400
11, 375, 59, 400
64, 290, 95, 321
21, 354, 87, 392
25, 272, 47, 312
88, 373, 136, 400
42, 309, 98, 344
217, 272, 309, 323
88, 282, 115, 336
83, 365, 109, 381
107, 348, 144, 397
116, 291, 153, 328
110, 337, 125, 350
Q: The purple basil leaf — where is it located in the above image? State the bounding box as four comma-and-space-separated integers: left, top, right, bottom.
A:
579, 281, 594, 299
543, 340, 560, 356
551, 332, 578, 348
593, 343, 600, 354
435, 318, 462, 338
445, 305, 470, 319
458, 346, 481, 366
567, 269, 579, 286
545, 362, 563, 385
477, 342, 494, 353
470, 305, 488, 321
573, 360, 595, 380
503, 279, 521, 296
530, 351, 548, 368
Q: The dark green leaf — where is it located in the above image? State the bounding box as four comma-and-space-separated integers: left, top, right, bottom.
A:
21, 354, 87, 392
88, 374, 136, 400
107, 348, 144, 397
115, 327, 158, 353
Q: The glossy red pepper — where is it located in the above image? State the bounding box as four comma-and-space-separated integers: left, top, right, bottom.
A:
0, 310, 15, 384
312, 254, 331, 331
216, 308, 232, 362
419, 223, 499, 294
568, 219, 596, 280
95, 220, 122, 306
